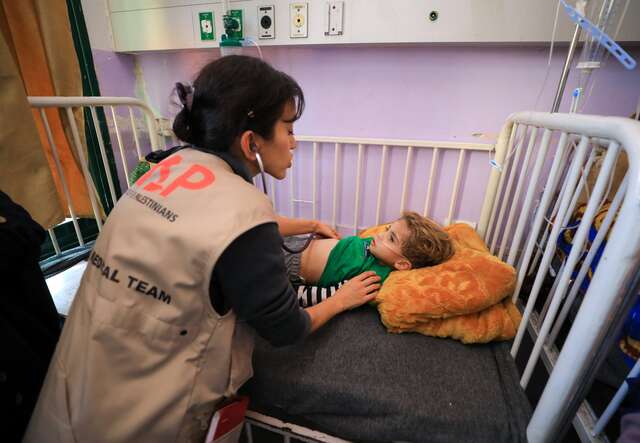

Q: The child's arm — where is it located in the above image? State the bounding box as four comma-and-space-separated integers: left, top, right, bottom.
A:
305, 271, 380, 333
275, 215, 340, 239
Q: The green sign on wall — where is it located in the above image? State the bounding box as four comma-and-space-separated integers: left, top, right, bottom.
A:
199, 11, 215, 41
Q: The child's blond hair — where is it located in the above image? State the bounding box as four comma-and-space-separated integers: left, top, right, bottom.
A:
400, 212, 454, 268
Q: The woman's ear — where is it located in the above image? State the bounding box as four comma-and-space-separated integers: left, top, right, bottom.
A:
394, 258, 412, 271
239, 130, 257, 161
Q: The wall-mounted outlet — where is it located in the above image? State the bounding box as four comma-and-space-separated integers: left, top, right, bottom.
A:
223, 9, 243, 40
290, 2, 308, 38
258, 5, 275, 39
198, 11, 215, 41
324, 1, 344, 36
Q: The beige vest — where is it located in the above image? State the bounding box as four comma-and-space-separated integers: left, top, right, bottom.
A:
24, 149, 276, 443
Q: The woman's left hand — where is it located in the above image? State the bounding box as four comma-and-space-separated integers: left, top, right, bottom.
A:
314, 222, 341, 239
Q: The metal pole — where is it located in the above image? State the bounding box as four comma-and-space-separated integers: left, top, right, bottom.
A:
551, 24, 582, 113
592, 353, 640, 436
552, 270, 640, 443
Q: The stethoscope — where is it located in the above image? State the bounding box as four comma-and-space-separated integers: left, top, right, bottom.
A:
177, 79, 315, 254
253, 146, 315, 254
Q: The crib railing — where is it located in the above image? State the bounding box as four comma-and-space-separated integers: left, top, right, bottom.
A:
257, 135, 496, 235
484, 112, 640, 442
31, 96, 496, 257
28, 96, 640, 442
28, 96, 161, 256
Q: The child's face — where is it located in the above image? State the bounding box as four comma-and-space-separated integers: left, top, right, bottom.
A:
369, 219, 412, 270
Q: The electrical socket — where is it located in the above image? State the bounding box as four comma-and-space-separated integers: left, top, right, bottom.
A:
258, 5, 275, 39
198, 11, 215, 41
290, 2, 308, 38
223, 9, 243, 40
324, 1, 344, 36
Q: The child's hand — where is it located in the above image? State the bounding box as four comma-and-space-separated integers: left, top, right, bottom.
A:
314, 221, 341, 239
333, 271, 381, 311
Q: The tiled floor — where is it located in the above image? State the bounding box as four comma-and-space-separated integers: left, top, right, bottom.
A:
45, 261, 86, 316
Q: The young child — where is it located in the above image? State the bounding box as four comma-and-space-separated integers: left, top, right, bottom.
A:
284, 212, 454, 303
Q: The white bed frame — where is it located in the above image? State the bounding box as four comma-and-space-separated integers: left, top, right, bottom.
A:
29, 96, 640, 443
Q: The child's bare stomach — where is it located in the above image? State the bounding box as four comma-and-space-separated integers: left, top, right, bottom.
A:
300, 238, 339, 284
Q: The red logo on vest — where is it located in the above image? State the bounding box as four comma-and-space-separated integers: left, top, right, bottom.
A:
135, 155, 215, 196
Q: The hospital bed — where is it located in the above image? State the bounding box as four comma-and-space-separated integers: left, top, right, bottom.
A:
29, 96, 640, 442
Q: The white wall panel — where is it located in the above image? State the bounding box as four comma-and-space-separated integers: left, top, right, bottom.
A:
107, 0, 640, 52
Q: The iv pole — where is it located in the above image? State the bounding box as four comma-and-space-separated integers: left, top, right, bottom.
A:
550, 0, 588, 113
551, 23, 583, 112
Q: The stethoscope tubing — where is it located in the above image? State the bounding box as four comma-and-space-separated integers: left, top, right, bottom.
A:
255, 152, 315, 254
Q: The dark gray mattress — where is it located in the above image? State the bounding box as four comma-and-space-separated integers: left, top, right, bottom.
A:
241, 306, 531, 443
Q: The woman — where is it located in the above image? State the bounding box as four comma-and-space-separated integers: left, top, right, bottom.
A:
24, 55, 380, 443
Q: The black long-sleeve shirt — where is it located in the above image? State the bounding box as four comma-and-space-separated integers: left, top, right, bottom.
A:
210, 222, 310, 347
170, 148, 311, 347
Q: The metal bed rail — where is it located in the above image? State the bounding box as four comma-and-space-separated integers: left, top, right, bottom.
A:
483, 112, 640, 442
29, 96, 640, 442
30, 96, 495, 256
256, 135, 495, 235
28, 96, 161, 256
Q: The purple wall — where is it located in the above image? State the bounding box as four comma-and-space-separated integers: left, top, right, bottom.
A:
93, 49, 153, 192
93, 49, 136, 97
93, 45, 640, 231
135, 45, 640, 138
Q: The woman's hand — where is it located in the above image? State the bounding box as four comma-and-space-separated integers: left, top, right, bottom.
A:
276, 215, 340, 238
314, 221, 341, 239
333, 271, 381, 311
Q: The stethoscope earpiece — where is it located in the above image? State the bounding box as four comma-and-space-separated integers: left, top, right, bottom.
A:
254, 151, 268, 194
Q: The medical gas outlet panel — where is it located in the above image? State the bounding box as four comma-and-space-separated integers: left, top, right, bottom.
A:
108, 0, 640, 52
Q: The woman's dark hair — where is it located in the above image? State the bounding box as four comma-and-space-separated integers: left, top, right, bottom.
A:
173, 55, 305, 151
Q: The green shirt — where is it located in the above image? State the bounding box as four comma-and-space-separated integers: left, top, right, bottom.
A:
317, 236, 392, 287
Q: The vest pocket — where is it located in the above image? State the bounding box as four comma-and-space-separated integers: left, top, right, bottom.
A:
92, 293, 190, 355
